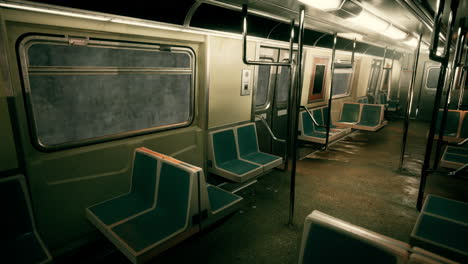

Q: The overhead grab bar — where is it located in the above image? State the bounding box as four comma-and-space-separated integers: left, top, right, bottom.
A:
429, 0, 458, 63
242, 4, 295, 66
301, 105, 327, 128
254, 115, 286, 143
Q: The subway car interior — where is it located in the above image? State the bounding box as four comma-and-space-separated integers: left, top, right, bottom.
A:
1, 0, 468, 263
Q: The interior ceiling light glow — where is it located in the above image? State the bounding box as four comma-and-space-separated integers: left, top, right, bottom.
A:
347, 11, 389, 33
298, 0, 343, 11
110, 18, 179, 31
383, 25, 408, 40
404, 38, 418, 47
337, 32, 363, 41
0, 3, 110, 21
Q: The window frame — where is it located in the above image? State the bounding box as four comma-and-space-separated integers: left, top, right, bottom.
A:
18, 35, 196, 152
425, 66, 441, 90
308, 57, 329, 103
331, 67, 353, 99
254, 56, 276, 110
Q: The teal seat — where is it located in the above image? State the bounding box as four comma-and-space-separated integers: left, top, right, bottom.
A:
422, 195, 468, 223
444, 153, 468, 164
435, 110, 460, 138
88, 150, 158, 225
357, 97, 369, 104
337, 103, 361, 123
459, 113, 468, 138
446, 146, 468, 156
301, 111, 326, 138
87, 148, 199, 263
353, 104, 387, 131
209, 129, 262, 182
0, 175, 52, 264
206, 185, 241, 213
411, 213, 467, 262
322, 106, 337, 129
312, 108, 327, 132
111, 161, 191, 252
236, 123, 282, 171
299, 211, 410, 264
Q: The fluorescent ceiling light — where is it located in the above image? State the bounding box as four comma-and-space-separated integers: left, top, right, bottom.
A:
383, 25, 408, 40
347, 11, 389, 33
338, 32, 363, 41
298, 0, 343, 11
0, 3, 110, 21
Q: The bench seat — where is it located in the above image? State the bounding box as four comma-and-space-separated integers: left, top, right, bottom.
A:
299, 210, 410, 264
209, 128, 262, 182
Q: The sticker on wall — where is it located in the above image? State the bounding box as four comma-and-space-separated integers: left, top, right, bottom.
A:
241, 69, 252, 96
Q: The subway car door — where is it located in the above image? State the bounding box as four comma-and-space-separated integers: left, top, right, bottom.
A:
415, 62, 441, 121
254, 46, 279, 153
270, 49, 295, 157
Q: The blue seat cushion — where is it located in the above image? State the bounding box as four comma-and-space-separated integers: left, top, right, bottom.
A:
444, 153, 468, 164
218, 159, 260, 175
413, 214, 468, 255
339, 104, 360, 123
89, 193, 153, 225
424, 196, 468, 223
303, 224, 398, 263
207, 185, 240, 213
304, 131, 327, 138
241, 152, 280, 165
446, 147, 468, 156
356, 105, 381, 127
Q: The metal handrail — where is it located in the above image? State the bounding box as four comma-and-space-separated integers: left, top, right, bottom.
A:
301, 106, 327, 128
449, 138, 468, 146
429, 0, 458, 63
448, 162, 468, 176
254, 115, 286, 143
242, 4, 294, 67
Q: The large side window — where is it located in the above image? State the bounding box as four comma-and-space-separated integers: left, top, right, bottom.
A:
308, 57, 329, 102
19, 36, 195, 150
332, 64, 353, 99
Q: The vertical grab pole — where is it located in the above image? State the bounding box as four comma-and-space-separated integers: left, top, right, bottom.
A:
288, 7, 305, 226
417, 0, 458, 210
456, 24, 466, 110
399, 34, 422, 170
325, 33, 338, 147
351, 37, 356, 65
375, 47, 388, 101
434, 24, 465, 169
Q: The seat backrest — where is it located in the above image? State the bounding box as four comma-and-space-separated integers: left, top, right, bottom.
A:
299, 211, 409, 264
212, 129, 238, 165
459, 112, 468, 138
236, 123, 259, 156
360, 104, 383, 126
408, 247, 459, 264
131, 148, 159, 204
380, 93, 388, 105
312, 108, 324, 126
301, 111, 316, 134
435, 110, 460, 135
323, 106, 330, 126
0, 175, 34, 240
340, 103, 361, 122
156, 160, 192, 226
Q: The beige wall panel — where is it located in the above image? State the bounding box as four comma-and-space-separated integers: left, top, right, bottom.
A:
208, 36, 255, 128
